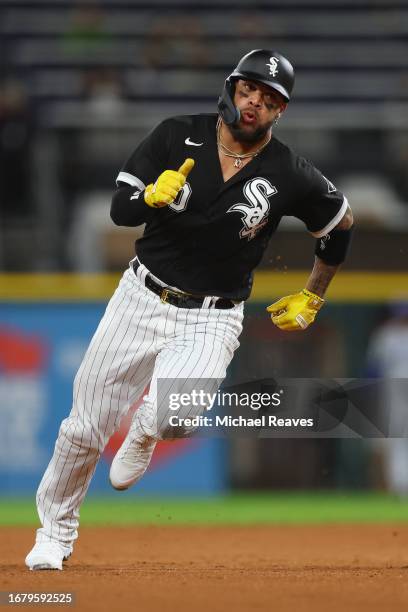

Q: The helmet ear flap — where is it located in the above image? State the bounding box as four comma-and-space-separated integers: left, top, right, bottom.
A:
217, 77, 241, 126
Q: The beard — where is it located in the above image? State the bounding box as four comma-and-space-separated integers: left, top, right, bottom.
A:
228, 117, 273, 144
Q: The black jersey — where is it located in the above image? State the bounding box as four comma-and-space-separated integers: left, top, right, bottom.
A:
113, 114, 348, 301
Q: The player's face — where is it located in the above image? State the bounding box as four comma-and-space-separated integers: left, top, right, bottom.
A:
231, 79, 286, 143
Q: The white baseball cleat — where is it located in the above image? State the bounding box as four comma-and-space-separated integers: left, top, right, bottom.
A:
109, 429, 156, 491
25, 541, 72, 571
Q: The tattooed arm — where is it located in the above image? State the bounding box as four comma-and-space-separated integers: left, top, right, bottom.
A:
267, 205, 354, 331
305, 258, 339, 299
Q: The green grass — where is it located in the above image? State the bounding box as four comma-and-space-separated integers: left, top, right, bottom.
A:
1, 492, 408, 526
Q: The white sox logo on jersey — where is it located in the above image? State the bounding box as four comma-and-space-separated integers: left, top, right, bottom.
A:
266, 56, 280, 77
228, 178, 277, 240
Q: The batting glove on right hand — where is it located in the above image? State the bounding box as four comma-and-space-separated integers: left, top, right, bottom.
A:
144, 158, 195, 208
266, 289, 324, 331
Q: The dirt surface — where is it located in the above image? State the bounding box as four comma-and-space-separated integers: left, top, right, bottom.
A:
2, 525, 408, 612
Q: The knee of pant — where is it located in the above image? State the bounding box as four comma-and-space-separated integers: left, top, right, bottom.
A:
72, 369, 99, 408
57, 417, 101, 452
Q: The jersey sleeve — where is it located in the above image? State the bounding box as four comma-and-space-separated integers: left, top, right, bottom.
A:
291, 159, 348, 238
115, 119, 172, 189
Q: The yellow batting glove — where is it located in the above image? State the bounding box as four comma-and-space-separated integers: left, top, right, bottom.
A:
266, 289, 325, 331
144, 158, 195, 208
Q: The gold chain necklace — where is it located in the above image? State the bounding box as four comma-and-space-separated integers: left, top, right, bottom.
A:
216, 118, 271, 168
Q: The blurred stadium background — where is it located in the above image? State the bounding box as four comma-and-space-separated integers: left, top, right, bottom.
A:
1, 0, 408, 523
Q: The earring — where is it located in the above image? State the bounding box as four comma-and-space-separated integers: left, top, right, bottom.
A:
273, 114, 281, 125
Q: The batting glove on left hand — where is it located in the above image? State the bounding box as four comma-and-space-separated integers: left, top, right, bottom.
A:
266, 289, 324, 331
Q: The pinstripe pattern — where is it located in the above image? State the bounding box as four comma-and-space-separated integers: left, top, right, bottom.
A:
35, 265, 243, 547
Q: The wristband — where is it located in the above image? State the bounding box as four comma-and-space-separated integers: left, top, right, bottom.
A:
315, 227, 354, 266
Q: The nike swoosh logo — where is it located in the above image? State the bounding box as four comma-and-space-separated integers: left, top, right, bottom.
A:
185, 137, 203, 146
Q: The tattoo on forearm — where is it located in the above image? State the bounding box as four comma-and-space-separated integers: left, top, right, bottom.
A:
305, 256, 339, 298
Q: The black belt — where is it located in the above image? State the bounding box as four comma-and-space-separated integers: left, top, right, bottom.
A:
132, 260, 237, 310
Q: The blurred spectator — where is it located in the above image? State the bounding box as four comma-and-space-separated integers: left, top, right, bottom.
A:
236, 11, 270, 41
366, 302, 408, 495
57, 68, 125, 234
82, 68, 124, 118
68, 190, 142, 271
385, 130, 408, 204
337, 174, 408, 229
0, 80, 33, 218
143, 15, 209, 69
141, 15, 210, 95
62, 4, 112, 56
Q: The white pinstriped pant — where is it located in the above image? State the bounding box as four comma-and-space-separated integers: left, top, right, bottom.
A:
35, 261, 244, 547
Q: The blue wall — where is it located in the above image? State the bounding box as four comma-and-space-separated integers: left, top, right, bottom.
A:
0, 303, 226, 496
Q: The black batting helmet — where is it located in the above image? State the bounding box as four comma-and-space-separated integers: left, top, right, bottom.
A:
218, 49, 295, 125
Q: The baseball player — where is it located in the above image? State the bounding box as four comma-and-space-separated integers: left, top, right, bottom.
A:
26, 49, 353, 570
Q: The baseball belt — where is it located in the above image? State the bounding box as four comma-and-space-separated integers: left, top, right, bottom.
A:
132, 260, 237, 310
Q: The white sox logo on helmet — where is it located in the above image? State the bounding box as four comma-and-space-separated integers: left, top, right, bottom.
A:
228, 177, 278, 240
266, 57, 280, 77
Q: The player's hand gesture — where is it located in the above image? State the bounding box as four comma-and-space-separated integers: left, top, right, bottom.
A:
144, 159, 195, 208
266, 289, 324, 331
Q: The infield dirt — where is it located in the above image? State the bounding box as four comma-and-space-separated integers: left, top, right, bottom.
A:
2, 525, 408, 611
